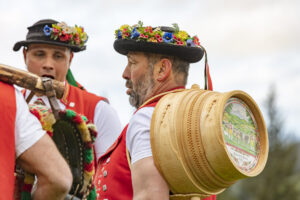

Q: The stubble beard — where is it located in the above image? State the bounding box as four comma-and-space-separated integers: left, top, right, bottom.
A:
127, 72, 155, 109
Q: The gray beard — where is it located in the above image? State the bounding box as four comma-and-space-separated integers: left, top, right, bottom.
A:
128, 74, 154, 109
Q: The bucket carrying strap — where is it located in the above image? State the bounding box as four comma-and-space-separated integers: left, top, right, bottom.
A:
42, 77, 60, 119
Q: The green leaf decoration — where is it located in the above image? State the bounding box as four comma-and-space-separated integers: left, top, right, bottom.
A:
172, 23, 180, 33
84, 148, 94, 163
21, 191, 32, 200
82, 116, 88, 122
138, 20, 143, 27
87, 187, 97, 200
66, 109, 76, 119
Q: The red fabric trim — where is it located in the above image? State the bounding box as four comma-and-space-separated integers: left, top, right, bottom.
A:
203, 195, 217, 200
137, 86, 185, 111
21, 89, 26, 98
0, 82, 16, 199
206, 63, 213, 91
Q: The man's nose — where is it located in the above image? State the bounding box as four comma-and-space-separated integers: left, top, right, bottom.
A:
42, 57, 54, 71
122, 65, 130, 80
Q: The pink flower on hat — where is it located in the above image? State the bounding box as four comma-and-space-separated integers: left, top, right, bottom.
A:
53, 28, 60, 36
74, 35, 81, 45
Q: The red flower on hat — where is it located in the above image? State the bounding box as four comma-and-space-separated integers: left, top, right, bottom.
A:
140, 33, 149, 39
74, 36, 81, 45
193, 36, 200, 46
59, 31, 71, 42
144, 26, 153, 33
176, 40, 184, 45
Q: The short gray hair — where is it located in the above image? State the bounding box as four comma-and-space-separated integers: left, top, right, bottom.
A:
145, 53, 190, 85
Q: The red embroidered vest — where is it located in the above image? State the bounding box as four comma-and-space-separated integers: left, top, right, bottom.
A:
60, 83, 107, 121
94, 88, 216, 200
0, 82, 17, 199
94, 125, 132, 200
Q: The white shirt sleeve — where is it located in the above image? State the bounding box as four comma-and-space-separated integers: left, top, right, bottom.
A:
93, 101, 122, 160
126, 107, 155, 164
14, 88, 45, 158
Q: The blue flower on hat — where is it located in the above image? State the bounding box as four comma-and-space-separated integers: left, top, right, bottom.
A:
117, 30, 122, 39
186, 39, 196, 47
43, 25, 52, 36
163, 32, 173, 43
131, 27, 140, 39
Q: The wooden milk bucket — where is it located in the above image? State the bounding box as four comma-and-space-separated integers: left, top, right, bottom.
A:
150, 84, 269, 198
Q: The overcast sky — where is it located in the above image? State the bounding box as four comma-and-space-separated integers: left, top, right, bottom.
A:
1, 0, 299, 137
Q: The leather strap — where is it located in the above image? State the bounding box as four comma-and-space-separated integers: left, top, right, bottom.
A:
25, 90, 35, 103
42, 77, 60, 119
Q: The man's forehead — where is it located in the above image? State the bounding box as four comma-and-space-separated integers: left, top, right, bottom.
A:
27, 43, 70, 52
127, 52, 146, 59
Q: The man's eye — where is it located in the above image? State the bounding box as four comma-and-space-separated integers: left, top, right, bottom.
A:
34, 52, 44, 57
54, 54, 63, 59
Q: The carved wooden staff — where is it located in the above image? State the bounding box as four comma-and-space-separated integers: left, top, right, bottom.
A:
0, 63, 65, 99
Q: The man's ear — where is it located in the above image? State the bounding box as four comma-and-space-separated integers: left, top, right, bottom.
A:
156, 58, 172, 82
68, 51, 74, 69
22, 48, 27, 64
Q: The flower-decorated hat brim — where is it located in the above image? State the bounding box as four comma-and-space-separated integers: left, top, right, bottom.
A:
114, 39, 204, 63
13, 39, 85, 52
13, 19, 87, 53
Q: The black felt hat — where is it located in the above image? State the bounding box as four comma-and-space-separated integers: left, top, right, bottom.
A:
113, 24, 204, 63
13, 19, 87, 52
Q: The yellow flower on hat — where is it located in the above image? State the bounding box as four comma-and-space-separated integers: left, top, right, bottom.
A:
177, 31, 189, 40
75, 25, 83, 34
148, 37, 158, 43
52, 23, 61, 31
120, 24, 130, 32
81, 32, 88, 42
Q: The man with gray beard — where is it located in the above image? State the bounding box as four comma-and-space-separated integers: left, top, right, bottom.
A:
94, 23, 216, 200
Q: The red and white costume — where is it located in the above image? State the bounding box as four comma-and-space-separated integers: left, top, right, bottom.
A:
0, 82, 45, 199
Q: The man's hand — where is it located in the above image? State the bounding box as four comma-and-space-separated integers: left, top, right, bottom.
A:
131, 156, 169, 200
17, 134, 72, 200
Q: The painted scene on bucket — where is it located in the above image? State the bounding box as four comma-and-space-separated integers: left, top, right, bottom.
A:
222, 97, 260, 172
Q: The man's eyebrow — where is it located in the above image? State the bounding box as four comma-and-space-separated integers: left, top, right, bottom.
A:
127, 55, 136, 61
